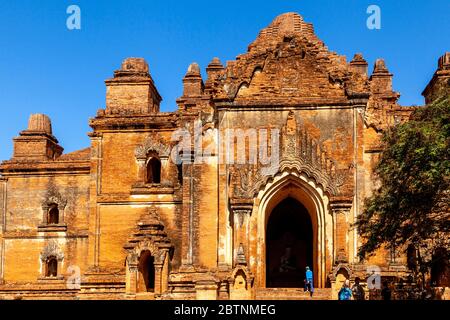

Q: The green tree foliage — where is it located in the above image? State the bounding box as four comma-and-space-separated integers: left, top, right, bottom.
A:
356, 95, 450, 282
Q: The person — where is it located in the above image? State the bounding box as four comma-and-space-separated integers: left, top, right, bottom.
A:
304, 266, 314, 296
381, 281, 392, 300
351, 277, 365, 300
338, 279, 353, 300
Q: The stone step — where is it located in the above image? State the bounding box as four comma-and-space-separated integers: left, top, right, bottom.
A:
135, 292, 156, 300
256, 288, 332, 300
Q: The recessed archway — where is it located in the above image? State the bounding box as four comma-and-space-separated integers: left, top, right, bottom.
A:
45, 256, 58, 277
266, 197, 313, 288
137, 250, 155, 292
47, 204, 59, 224
146, 157, 161, 184
253, 171, 330, 289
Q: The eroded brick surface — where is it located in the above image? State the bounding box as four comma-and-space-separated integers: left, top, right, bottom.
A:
0, 12, 447, 300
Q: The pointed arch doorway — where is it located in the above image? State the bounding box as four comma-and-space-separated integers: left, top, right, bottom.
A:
266, 197, 313, 288
254, 172, 329, 289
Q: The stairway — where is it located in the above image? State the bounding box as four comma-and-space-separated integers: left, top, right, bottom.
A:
256, 288, 332, 300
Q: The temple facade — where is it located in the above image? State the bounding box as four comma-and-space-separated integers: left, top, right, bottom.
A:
0, 13, 448, 300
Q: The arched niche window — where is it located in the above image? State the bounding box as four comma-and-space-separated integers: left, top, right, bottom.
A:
134, 137, 173, 189
39, 241, 64, 280
47, 204, 59, 225
46, 256, 58, 277
146, 157, 161, 184
138, 250, 155, 292
40, 193, 67, 232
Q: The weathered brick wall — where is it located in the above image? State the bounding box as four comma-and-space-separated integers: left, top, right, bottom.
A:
93, 129, 183, 271
1, 12, 442, 300
106, 84, 154, 114
100, 131, 178, 194
5, 175, 89, 232
193, 162, 218, 269
2, 174, 90, 282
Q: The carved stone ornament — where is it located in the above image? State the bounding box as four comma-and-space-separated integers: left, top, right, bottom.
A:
228, 265, 254, 289
135, 134, 172, 159
126, 252, 139, 267
234, 209, 251, 228
230, 164, 265, 199
42, 184, 67, 209
229, 111, 352, 199
124, 207, 173, 272
40, 240, 64, 261
236, 243, 247, 265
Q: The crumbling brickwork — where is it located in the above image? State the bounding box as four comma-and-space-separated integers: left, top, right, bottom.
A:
0, 12, 447, 300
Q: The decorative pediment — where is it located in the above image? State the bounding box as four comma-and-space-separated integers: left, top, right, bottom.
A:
123, 206, 173, 270
228, 264, 254, 291
329, 264, 353, 281
40, 240, 64, 261
42, 184, 67, 209
135, 134, 171, 159
229, 111, 352, 199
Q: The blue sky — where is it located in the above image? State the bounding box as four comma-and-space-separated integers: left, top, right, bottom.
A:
0, 0, 449, 160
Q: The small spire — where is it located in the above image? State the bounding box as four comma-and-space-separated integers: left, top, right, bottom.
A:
207, 57, 223, 69
370, 58, 395, 96
206, 57, 224, 82
27, 114, 52, 134
182, 62, 204, 97
373, 59, 390, 74
349, 53, 368, 76
111, 57, 151, 80
186, 62, 201, 75
121, 57, 149, 73
350, 53, 367, 64
438, 52, 450, 70
13, 113, 62, 161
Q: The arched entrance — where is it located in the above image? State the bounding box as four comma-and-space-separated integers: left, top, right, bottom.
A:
138, 250, 155, 292
266, 197, 313, 288
253, 172, 331, 289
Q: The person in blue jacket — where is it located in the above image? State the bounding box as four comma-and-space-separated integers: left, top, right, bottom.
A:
338, 279, 353, 300
304, 266, 314, 296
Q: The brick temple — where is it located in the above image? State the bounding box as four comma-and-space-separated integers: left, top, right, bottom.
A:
0, 12, 448, 300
